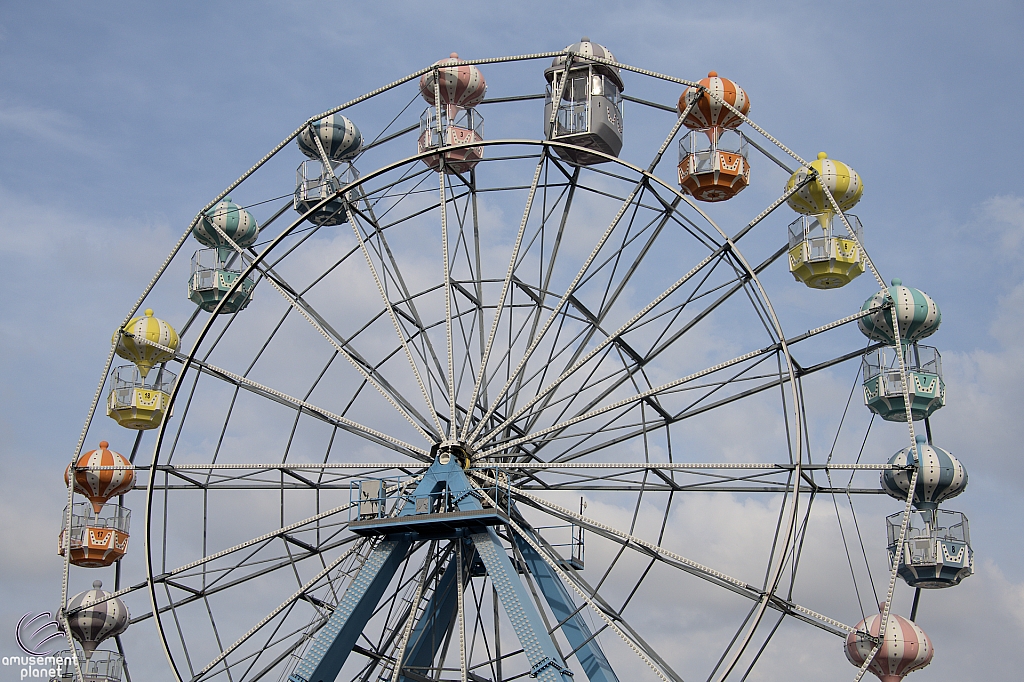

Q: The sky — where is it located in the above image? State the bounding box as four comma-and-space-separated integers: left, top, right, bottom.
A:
2, 1, 1024, 681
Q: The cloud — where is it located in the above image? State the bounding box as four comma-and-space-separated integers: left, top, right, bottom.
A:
934, 196, 1024, 485
981, 195, 1024, 255
0, 101, 108, 158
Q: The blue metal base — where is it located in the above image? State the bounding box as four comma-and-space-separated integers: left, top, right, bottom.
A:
290, 457, 609, 682
349, 507, 510, 538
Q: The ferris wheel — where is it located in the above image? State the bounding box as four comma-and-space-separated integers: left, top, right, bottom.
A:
56, 41, 973, 682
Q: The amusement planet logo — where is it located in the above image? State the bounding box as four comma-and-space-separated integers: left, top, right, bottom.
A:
4, 613, 70, 679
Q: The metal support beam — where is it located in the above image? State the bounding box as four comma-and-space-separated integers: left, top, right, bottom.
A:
471, 528, 574, 682
289, 537, 411, 682
514, 533, 618, 682
445, 459, 575, 682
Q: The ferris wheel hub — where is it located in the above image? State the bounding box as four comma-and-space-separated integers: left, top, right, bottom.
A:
434, 440, 472, 468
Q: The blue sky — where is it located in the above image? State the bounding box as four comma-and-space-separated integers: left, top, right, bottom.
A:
2, 2, 1023, 681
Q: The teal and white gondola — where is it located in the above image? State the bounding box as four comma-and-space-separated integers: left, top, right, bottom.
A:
294, 114, 361, 226
188, 197, 259, 313
859, 280, 945, 420
886, 507, 973, 589
882, 435, 966, 508
882, 435, 973, 588
862, 344, 945, 421
297, 114, 362, 162
859, 278, 941, 346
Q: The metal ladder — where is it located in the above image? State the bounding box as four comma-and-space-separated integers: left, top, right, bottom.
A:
373, 549, 448, 682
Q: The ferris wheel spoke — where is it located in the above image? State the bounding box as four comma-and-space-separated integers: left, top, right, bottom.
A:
199, 595, 235, 682
358, 156, 435, 215
480, 292, 882, 464
187, 538, 371, 681
145, 533, 361, 627
347, 188, 450, 403
142, 505, 365, 615
466, 163, 653, 445
544, 348, 781, 464
165, 271, 429, 472
465, 169, 488, 425
516, 242, 670, 427
590, 195, 685, 325
140, 463, 428, 492
445, 181, 490, 424
247, 259, 441, 441
137, 324, 428, 475
143, 505, 358, 593
206, 612, 308, 682
501, 463, 884, 495
475, 340, 778, 460
202, 214, 441, 441
633, 186, 813, 361
459, 152, 548, 442
467, 166, 594, 430
342, 196, 447, 438
437, 155, 458, 434
525, 341, 875, 469
570, 190, 684, 300
473, 228, 734, 451
516, 245, 773, 446
502, 480, 856, 639
508, 200, 684, 433
470, 180, 807, 453
520, 129, 729, 372
498, 169, 594, 422
450, 286, 485, 429
523, 162, 577, 303
160, 581, 197, 680
166, 351, 430, 459
62, 512, 307, 610
521, 480, 802, 494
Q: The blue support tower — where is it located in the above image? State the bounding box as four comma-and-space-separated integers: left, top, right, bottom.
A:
288, 455, 609, 682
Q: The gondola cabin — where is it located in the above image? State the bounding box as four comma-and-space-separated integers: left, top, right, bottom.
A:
544, 38, 623, 166
190, 199, 260, 313
678, 128, 750, 202
785, 152, 865, 289
108, 310, 178, 429
189, 247, 257, 313
862, 345, 945, 421
419, 53, 487, 174
787, 213, 865, 289
418, 106, 485, 174
59, 501, 130, 567
106, 363, 176, 430
677, 72, 751, 202
293, 160, 354, 226
887, 508, 973, 588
